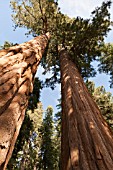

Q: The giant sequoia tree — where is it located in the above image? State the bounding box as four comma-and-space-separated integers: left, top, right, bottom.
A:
0, 0, 113, 169
60, 49, 113, 169
0, 33, 50, 169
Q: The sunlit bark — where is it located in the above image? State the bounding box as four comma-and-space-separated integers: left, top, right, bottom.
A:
0, 33, 50, 170
60, 49, 113, 170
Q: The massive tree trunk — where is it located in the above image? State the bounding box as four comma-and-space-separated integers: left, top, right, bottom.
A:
0, 33, 50, 170
60, 49, 113, 170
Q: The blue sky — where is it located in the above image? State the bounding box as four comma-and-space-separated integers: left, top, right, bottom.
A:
0, 1, 32, 44
0, 0, 113, 113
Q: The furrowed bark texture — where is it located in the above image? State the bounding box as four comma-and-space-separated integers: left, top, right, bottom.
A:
60, 49, 113, 170
0, 33, 49, 170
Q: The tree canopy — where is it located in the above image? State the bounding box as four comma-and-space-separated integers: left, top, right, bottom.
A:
10, 0, 112, 88
0, 0, 113, 169
98, 43, 113, 87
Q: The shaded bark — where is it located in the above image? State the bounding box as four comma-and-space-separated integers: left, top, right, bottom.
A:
0, 33, 50, 170
60, 49, 113, 170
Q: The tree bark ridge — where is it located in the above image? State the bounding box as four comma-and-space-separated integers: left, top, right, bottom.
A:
60, 49, 113, 170
0, 33, 50, 170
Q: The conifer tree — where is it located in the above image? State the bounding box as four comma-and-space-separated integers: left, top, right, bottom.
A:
54, 99, 62, 169
10, 0, 112, 85
0, 42, 43, 169
54, 83, 113, 169
60, 49, 113, 169
7, 102, 43, 170
0, 33, 50, 169
2, 0, 113, 169
86, 80, 113, 129
38, 106, 57, 170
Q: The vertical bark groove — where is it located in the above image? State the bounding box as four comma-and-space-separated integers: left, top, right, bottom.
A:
60, 49, 113, 170
0, 33, 50, 169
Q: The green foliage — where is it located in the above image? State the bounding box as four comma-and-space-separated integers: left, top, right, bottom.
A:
0, 41, 14, 49
86, 80, 113, 129
4, 1, 113, 168
66, 1, 111, 78
28, 77, 43, 110
41, 0, 112, 85
38, 106, 59, 170
7, 113, 34, 169
0, 41, 18, 49
10, 0, 59, 35
10, 0, 112, 89
98, 43, 113, 87
7, 77, 43, 169
54, 99, 61, 138
7, 102, 43, 170
54, 99, 62, 169
7, 103, 60, 170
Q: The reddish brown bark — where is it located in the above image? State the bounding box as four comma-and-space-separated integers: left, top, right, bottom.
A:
60, 49, 113, 170
0, 33, 50, 170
